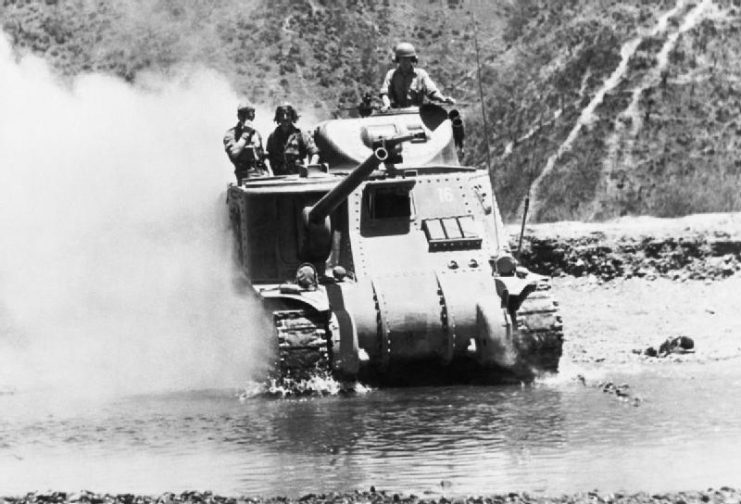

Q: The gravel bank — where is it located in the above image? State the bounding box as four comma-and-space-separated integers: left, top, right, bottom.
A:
554, 275, 741, 366
3, 489, 741, 504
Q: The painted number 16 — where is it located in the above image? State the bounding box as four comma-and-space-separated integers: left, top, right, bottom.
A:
437, 187, 454, 202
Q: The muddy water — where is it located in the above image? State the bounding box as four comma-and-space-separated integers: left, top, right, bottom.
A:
1, 361, 740, 497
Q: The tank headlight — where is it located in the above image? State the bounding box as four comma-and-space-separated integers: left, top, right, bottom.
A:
296, 263, 318, 290
495, 255, 517, 276
332, 265, 347, 281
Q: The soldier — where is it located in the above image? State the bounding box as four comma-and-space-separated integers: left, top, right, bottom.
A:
266, 103, 320, 176
223, 100, 270, 183
379, 42, 456, 112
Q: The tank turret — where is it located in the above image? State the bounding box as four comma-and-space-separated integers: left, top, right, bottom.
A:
301, 132, 425, 262
308, 131, 424, 224
225, 106, 563, 392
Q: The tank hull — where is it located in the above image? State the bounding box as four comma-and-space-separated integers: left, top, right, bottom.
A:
225, 108, 563, 389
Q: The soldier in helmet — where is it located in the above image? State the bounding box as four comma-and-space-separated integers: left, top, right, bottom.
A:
266, 103, 320, 176
380, 42, 456, 112
223, 100, 270, 182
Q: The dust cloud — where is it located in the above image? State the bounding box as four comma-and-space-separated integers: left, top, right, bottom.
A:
0, 35, 271, 397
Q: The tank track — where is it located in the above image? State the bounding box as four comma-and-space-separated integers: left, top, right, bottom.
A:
272, 310, 333, 386
513, 279, 564, 374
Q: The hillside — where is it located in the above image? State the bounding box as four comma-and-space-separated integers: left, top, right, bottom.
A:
2, 0, 740, 223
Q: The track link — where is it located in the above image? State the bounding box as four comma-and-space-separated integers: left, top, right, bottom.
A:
273, 310, 332, 385
514, 279, 564, 373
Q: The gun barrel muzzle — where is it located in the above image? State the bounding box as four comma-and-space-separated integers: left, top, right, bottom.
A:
374, 147, 389, 161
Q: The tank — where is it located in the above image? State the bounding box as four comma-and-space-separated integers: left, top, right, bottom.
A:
226, 105, 563, 389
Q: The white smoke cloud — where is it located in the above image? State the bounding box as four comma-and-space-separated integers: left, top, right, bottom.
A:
0, 35, 272, 397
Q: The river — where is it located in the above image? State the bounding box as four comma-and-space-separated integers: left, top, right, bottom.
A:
1, 359, 740, 497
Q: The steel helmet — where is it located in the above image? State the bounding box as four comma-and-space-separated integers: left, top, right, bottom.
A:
394, 42, 417, 62
274, 103, 299, 123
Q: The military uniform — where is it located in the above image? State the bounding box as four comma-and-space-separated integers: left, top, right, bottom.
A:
380, 67, 446, 108
223, 120, 268, 182
266, 125, 319, 175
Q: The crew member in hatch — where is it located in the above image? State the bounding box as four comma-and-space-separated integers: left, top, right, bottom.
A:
223, 100, 269, 182
265, 103, 320, 175
379, 42, 456, 111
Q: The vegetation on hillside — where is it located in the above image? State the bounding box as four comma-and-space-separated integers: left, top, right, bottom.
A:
2, 0, 740, 222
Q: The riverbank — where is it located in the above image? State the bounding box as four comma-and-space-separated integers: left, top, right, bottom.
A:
506, 212, 741, 367
3, 488, 741, 504
554, 274, 741, 366
511, 212, 741, 281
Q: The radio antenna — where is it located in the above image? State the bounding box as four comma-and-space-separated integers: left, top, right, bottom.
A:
471, 10, 493, 173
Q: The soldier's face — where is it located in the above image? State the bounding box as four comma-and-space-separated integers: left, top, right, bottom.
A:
398, 57, 414, 71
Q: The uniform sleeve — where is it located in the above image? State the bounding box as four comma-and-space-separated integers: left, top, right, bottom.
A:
265, 131, 274, 154
223, 128, 245, 161
266, 131, 281, 168
418, 69, 445, 101
252, 130, 265, 157
253, 130, 264, 148
379, 69, 394, 96
302, 130, 319, 156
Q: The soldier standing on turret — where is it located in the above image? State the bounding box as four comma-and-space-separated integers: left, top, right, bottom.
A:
266, 103, 320, 176
223, 100, 270, 182
379, 42, 456, 112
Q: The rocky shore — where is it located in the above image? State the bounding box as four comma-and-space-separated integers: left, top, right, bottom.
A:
3, 489, 741, 504
510, 212, 741, 281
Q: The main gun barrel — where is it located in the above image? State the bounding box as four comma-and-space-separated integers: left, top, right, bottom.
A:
307, 133, 421, 224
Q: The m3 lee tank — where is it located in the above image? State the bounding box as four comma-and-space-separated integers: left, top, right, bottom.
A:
226, 105, 563, 389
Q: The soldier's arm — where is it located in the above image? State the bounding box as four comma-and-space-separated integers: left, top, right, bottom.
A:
251, 130, 265, 151
421, 70, 455, 105
380, 94, 392, 111
265, 133, 280, 171
379, 70, 393, 111
223, 129, 248, 160
253, 131, 273, 175
304, 131, 320, 165
420, 70, 444, 101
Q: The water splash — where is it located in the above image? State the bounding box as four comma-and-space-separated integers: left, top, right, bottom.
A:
239, 374, 372, 399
